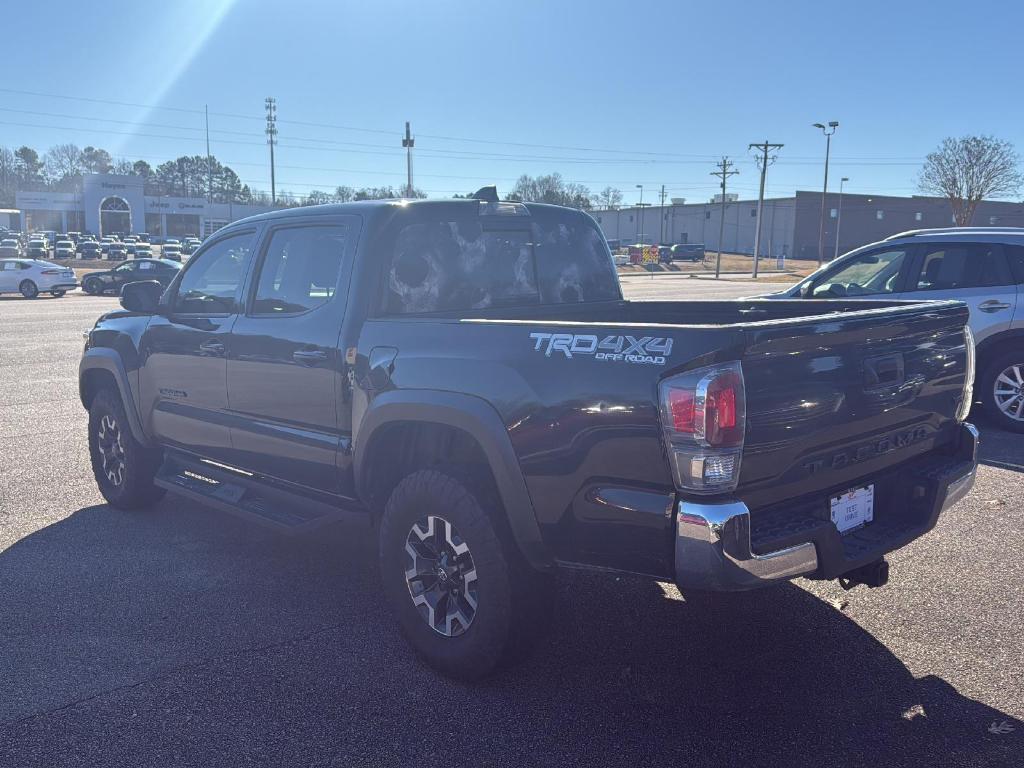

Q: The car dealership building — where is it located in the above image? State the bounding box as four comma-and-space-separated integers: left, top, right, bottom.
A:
14, 173, 275, 238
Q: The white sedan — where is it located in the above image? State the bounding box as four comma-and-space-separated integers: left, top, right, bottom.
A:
0, 259, 77, 298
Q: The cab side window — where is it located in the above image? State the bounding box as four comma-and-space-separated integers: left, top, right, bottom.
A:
808, 247, 909, 297
911, 243, 1012, 291
174, 232, 255, 315
251, 225, 348, 315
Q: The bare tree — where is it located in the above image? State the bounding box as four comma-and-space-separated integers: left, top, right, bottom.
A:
593, 186, 624, 210
507, 173, 592, 210
43, 143, 83, 183
918, 136, 1022, 225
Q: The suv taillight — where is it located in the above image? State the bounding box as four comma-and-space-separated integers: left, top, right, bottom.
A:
659, 362, 746, 494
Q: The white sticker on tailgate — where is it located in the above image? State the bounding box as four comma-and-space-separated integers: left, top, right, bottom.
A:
830, 484, 874, 534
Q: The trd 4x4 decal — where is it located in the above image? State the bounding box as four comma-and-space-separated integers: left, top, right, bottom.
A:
529, 332, 672, 365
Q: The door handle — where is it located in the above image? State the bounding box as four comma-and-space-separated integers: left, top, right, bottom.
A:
198, 340, 225, 356
292, 349, 328, 366
979, 300, 1011, 313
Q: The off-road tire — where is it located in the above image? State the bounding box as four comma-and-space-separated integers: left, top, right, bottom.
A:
88, 387, 165, 509
379, 467, 552, 680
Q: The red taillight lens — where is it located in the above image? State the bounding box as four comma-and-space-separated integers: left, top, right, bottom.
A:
705, 370, 742, 446
41, 269, 60, 275
668, 388, 696, 433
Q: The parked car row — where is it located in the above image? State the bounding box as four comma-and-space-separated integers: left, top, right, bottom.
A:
610, 242, 707, 266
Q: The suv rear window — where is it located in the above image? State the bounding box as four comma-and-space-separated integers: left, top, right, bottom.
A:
912, 243, 1013, 290
382, 205, 619, 314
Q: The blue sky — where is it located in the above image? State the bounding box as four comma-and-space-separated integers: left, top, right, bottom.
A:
2, 0, 1021, 204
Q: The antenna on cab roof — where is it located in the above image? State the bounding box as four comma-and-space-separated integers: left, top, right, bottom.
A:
470, 185, 499, 203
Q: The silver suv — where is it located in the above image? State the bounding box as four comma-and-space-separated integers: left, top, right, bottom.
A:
762, 227, 1024, 432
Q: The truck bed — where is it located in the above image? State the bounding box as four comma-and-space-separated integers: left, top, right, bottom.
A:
361, 297, 971, 577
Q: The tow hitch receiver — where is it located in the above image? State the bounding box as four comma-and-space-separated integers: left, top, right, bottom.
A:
838, 558, 889, 590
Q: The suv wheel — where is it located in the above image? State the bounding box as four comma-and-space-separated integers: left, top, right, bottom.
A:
379, 468, 552, 679
88, 388, 166, 509
83, 277, 103, 295
19, 280, 38, 299
981, 350, 1024, 433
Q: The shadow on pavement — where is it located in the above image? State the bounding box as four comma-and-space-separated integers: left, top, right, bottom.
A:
0, 498, 1020, 767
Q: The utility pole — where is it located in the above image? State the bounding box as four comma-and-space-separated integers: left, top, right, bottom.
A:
710, 157, 739, 279
813, 121, 839, 265
205, 104, 212, 203
402, 121, 415, 197
265, 97, 278, 205
659, 184, 666, 244
748, 140, 783, 278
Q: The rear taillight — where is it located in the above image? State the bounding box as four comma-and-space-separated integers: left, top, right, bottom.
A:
659, 362, 746, 494
41, 269, 60, 275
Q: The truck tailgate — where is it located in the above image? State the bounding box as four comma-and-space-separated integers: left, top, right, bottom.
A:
737, 301, 971, 511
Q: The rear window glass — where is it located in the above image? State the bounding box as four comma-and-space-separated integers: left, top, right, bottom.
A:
913, 243, 1013, 291
383, 207, 619, 314
1004, 244, 1024, 284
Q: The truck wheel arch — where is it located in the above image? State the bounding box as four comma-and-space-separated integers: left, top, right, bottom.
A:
79, 349, 147, 445
354, 390, 552, 571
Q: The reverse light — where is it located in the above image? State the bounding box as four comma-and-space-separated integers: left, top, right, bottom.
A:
956, 325, 975, 423
659, 362, 746, 494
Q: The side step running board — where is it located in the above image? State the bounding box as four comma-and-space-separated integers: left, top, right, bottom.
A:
155, 451, 366, 535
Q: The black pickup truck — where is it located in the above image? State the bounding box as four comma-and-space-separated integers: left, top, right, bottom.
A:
80, 190, 978, 679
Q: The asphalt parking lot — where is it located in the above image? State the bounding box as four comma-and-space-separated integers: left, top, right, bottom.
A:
1, 284, 1022, 767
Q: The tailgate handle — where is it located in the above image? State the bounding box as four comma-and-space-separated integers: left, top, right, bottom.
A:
864, 353, 905, 391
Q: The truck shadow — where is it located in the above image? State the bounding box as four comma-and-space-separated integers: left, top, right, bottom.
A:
0, 501, 1019, 767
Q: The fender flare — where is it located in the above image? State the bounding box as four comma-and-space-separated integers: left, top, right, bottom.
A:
79, 348, 148, 444
353, 389, 552, 571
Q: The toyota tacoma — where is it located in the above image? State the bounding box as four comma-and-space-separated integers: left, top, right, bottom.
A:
80, 190, 979, 679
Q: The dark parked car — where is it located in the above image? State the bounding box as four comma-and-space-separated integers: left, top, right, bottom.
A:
80, 258, 181, 295
80, 192, 978, 680
671, 243, 706, 262
78, 241, 101, 259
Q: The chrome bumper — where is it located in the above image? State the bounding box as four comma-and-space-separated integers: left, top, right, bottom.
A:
674, 422, 979, 592
675, 499, 819, 591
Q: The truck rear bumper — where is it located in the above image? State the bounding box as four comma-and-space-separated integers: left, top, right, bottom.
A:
674, 422, 978, 592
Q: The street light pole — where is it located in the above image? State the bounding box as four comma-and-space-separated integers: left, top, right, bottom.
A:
813, 121, 838, 266
834, 177, 849, 261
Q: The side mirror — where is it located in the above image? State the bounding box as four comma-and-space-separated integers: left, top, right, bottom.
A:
120, 280, 164, 314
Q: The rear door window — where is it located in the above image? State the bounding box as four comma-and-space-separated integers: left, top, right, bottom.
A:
910, 243, 1013, 291
1001, 244, 1024, 284
251, 225, 349, 315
